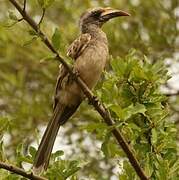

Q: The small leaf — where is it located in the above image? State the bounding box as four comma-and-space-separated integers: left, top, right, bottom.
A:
110, 105, 124, 119
144, 153, 154, 177
38, 0, 55, 9
45, 0, 55, 8
37, 0, 45, 7
29, 146, 37, 158
28, 30, 37, 36
0, 117, 10, 132
130, 103, 146, 115
64, 160, 81, 179
16, 143, 24, 165
0, 20, 18, 28
38, 0, 47, 8
19, 156, 33, 164
8, 11, 18, 21
111, 57, 127, 76
101, 133, 110, 157
52, 28, 61, 50
52, 150, 64, 160
81, 122, 107, 133
110, 103, 146, 120
0, 141, 6, 161
151, 128, 157, 145
22, 36, 38, 46
101, 140, 109, 157
39, 55, 56, 63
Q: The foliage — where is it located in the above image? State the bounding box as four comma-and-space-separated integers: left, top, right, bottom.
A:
0, 0, 178, 179
97, 50, 179, 179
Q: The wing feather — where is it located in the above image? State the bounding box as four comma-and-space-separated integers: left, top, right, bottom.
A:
53, 34, 91, 109
67, 33, 91, 60
53, 64, 68, 110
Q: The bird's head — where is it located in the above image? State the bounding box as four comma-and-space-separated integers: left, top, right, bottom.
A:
79, 7, 130, 32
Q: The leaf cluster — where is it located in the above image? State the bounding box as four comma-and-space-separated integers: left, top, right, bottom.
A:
93, 50, 179, 179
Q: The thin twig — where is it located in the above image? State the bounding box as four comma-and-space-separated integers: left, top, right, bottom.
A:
165, 91, 179, 96
8, 0, 149, 179
38, 8, 46, 28
23, 0, 26, 12
18, 17, 23, 22
16, 0, 26, 22
0, 161, 47, 180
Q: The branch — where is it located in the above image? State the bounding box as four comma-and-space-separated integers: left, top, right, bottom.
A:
23, 0, 26, 12
0, 161, 47, 180
8, 0, 149, 179
38, 8, 46, 28
165, 91, 179, 96
164, 84, 179, 97
17, 0, 26, 22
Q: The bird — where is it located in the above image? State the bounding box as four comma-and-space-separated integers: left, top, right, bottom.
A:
33, 7, 130, 173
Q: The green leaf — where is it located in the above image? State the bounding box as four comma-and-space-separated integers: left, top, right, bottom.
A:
110, 105, 124, 119
0, 20, 18, 28
144, 153, 154, 177
22, 36, 38, 46
0, 141, 6, 161
81, 122, 107, 133
39, 55, 56, 63
16, 143, 24, 165
45, 0, 55, 7
38, 0, 55, 8
130, 65, 148, 82
52, 150, 64, 160
19, 156, 33, 164
119, 174, 128, 180
64, 161, 81, 179
8, 11, 18, 21
130, 103, 146, 114
52, 28, 61, 50
101, 133, 110, 157
110, 103, 146, 120
70, 175, 78, 180
29, 146, 37, 158
101, 132, 122, 158
0, 117, 10, 133
169, 160, 179, 177
111, 57, 127, 76
151, 128, 158, 145
155, 158, 169, 180
37, 0, 44, 7
28, 30, 38, 36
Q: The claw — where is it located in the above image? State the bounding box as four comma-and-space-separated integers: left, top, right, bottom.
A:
74, 69, 80, 77
71, 69, 80, 81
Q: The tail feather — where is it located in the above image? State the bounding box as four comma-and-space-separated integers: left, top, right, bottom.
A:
33, 101, 81, 174
33, 103, 64, 174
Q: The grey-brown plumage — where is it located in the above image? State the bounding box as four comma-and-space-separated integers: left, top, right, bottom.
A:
33, 7, 130, 173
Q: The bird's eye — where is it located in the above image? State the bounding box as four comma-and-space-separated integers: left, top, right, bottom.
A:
92, 10, 103, 17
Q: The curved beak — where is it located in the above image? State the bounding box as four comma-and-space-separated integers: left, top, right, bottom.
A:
100, 7, 130, 22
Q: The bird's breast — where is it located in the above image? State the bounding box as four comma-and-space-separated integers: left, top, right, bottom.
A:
74, 42, 108, 89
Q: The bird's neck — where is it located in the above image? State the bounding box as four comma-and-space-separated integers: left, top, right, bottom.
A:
81, 24, 107, 43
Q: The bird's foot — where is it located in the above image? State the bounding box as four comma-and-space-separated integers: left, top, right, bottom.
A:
73, 69, 80, 77
72, 69, 80, 80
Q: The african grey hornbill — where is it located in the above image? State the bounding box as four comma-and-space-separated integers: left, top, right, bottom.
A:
33, 7, 130, 173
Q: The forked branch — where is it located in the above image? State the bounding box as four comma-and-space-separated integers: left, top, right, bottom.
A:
0, 161, 47, 180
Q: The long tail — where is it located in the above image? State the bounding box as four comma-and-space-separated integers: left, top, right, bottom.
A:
33, 103, 65, 174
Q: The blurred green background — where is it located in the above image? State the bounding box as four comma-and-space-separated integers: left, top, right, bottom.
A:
0, 0, 178, 179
